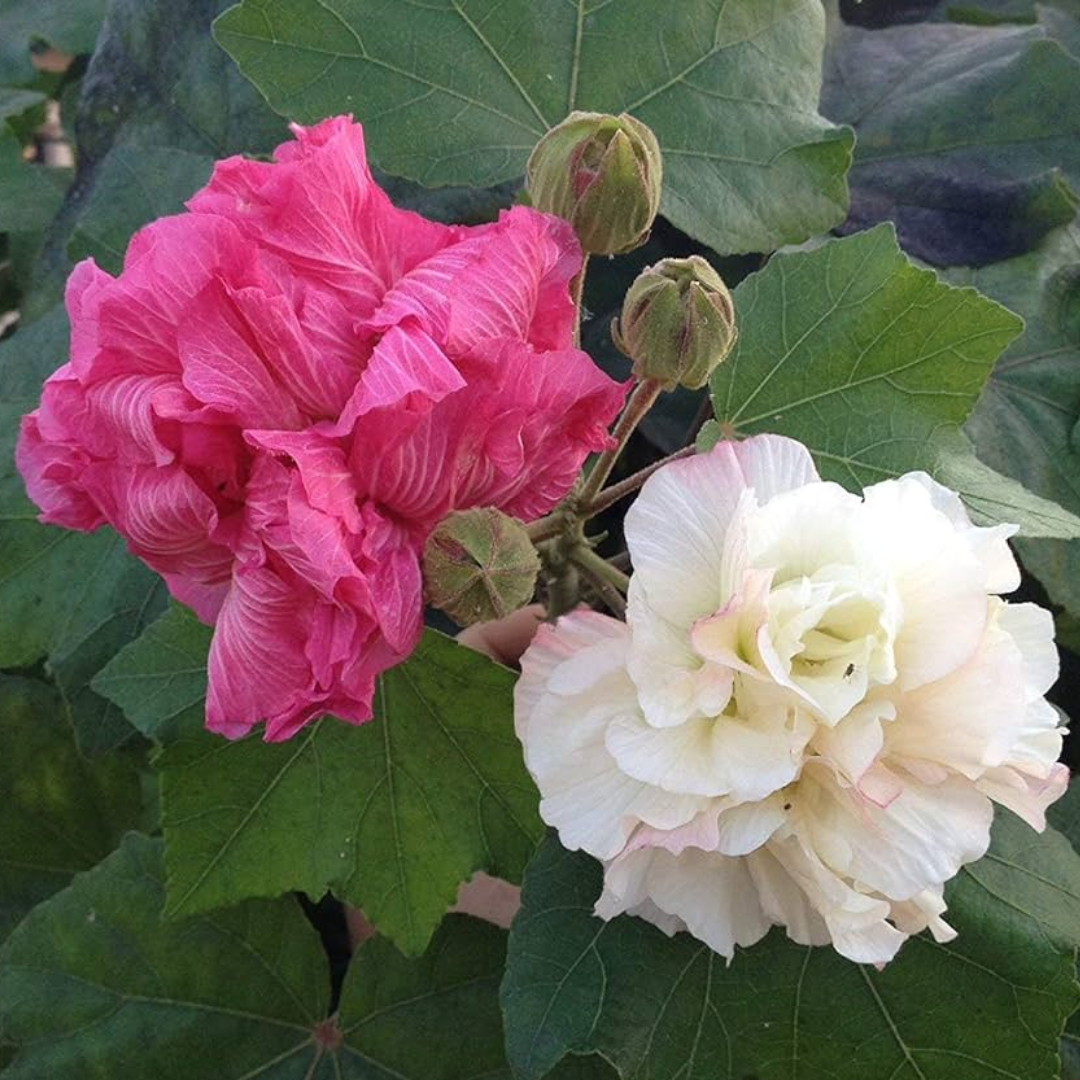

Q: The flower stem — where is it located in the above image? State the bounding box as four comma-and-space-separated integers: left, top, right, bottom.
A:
526, 512, 566, 544
584, 444, 695, 519
571, 544, 630, 594
578, 377, 663, 509
570, 254, 590, 348
570, 546, 628, 618
540, 541, 581, 620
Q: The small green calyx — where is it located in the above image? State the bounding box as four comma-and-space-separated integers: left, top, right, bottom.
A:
612, 255, 738, 390
423, 508, 541, 627
526, 111, 662, 255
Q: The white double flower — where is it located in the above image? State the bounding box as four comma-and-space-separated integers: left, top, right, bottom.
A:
515, 435, 1068, 963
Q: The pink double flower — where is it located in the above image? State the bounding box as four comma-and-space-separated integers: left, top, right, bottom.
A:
18, 117, 627, 740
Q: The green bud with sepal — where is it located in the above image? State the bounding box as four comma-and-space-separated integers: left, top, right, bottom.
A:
526, 111, 662, 255
422, 508, 540, 627
612, 255, 738, 390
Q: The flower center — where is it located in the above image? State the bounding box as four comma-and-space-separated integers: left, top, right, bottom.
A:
764, 563, 898, 724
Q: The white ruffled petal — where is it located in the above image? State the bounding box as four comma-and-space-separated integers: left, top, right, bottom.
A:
714, 796, 788, 856
798, 764, 993, 901
515, 611, 707, 860
764, 835, 907, 964
861, 476, 990, 689
596, 846, 771, 960
626, 599, 733, 728
746, 847, 831, 947
812, 698, 893, 785
889, 885, 957, 944
998, 601, 1059, 699
886, 611, 1029, 780
605, 703, 808, 803
977, 761, 1070, 831
894, 471, 1020, 594
625, 435, 818, 628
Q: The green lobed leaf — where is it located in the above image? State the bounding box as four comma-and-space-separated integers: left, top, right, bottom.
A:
822, 20, 1080, 266
1039, 1, 1080, 57
706, 225, 1065, 534
94, 622, 544, 954
948, 224, 1080, 614
214, 0, 854, 256
501, 820, 1080, 1080
0, 675, 142, 943
928, 0, 1080, 59
0, 831, 532, 1078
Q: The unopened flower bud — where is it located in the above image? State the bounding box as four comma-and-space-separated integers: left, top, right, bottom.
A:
612, 256, 738, 390
423, 508, 540, 627
526, 112, 662, 255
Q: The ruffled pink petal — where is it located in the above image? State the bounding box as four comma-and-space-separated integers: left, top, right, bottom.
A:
70, 216, 257, 382
187, 116, 456, 316
225, 274, 364, 420
356, 338, 626, 527
87, 464, 234, 588
334, 322, 466, 443
241, 453, 361, 596
366, 206, 580, 354
16, 412, 104, 530
178, 277, 305, 430
206, 565, 321, 739
446, 207, 579, 354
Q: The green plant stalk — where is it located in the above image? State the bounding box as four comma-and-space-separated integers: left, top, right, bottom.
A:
584, 444, 695, 518
569, 254, 589, 347
573, 559, 627, 619
540, 541, 581, 620
577, 377, 664, 510
526, 511, 569, 544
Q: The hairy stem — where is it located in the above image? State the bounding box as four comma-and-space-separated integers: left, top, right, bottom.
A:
570, 545, 629, 618
526, 512, 567, 544
570, 253, 590, 348
578, 377, 663, 509
584, 444, 696, 518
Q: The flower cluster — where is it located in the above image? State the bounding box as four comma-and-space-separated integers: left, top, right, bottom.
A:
515, 435, 1068, 963
17, 117, 627, 740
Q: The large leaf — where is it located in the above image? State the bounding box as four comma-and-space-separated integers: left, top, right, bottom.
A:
66, 145, 215, 273
0, 0, 107, 86
931, 427, 1080, 538
94, 621, 544, 954
1049, 781, 1080, 1075
704, 225, 1080, 536
215, 0, 853, 256
0, 306, 169, 752
0, 675, 142, 942
948, 225, 1080, 614
501, 820, 1080, 1080
822, 20, 1080, 266
0, 832, 530, 1078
